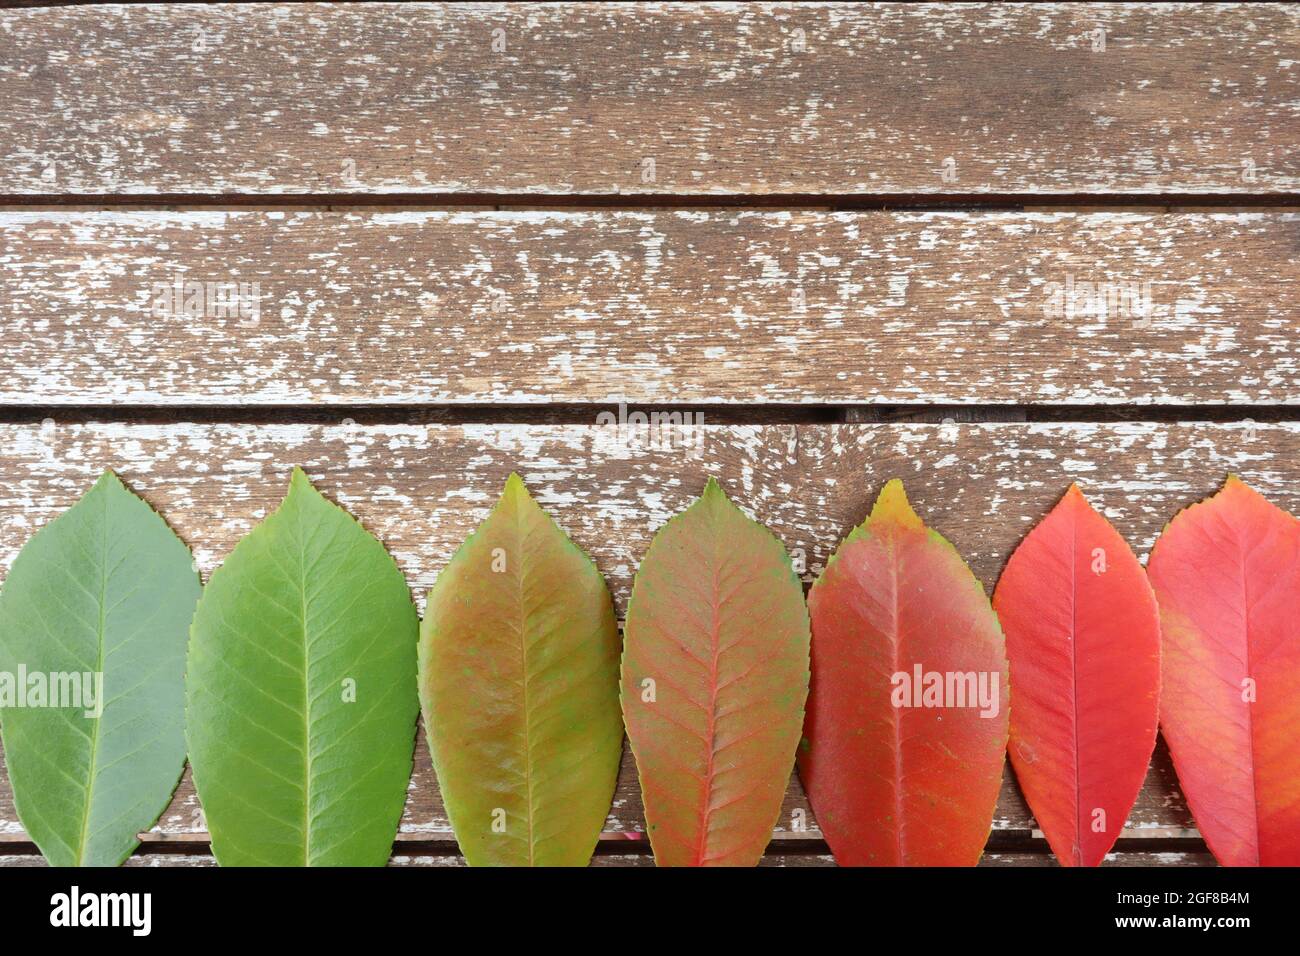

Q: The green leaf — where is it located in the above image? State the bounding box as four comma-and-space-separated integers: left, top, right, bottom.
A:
621, 477, 811, 866
420, 473, 622, 866
0, 470, 200, 866
186, 468, 418, 866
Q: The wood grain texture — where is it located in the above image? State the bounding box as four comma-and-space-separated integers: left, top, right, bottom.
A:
2, 210, 1295, 405
1, 3, 1296, 196
2, 419, 1291, 846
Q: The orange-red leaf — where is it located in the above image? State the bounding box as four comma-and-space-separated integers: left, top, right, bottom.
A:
798, 479, 1008, 866
620, 478, 810, 867
992, 485, 1161, 866
1147, 476, 1300, 866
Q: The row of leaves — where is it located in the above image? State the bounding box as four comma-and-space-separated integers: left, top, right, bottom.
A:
0, 469, 1295, 866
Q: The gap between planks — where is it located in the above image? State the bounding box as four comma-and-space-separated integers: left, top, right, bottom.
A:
1, 405, 1299, 426
0, 194, 1298, 212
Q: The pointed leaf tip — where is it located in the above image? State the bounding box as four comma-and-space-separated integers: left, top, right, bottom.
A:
869, 478, 923, 530
498, 474, 545, 522
702, 475, 725, 499
90, 469, 130, 498
288, 466, 315, 492
1060, 482, 1098, 516
1220, 473, 1259, 500
1212, 475, 1285, 518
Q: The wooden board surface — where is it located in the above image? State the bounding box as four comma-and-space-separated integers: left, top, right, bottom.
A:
1, 419, 1291, 854
2, 210, 1296, 406
2, 3, 1296, 196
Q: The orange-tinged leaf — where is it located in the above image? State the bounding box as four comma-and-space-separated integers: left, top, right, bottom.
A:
798, 479, 1008, 866
1147, 475, 1300, 866
620, 478, 810, 867
992, 485, 1161, 866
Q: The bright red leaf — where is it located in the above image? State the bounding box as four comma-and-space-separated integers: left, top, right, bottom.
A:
799, 479, 1008, 866
1147, 475, 1300, 866
992, 484, 1161, 866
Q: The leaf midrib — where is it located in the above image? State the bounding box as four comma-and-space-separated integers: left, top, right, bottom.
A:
888, 535, 905, 866
513, 500, 537, 866
74, 488, 109, 866
298, 499, 314, 866
692, 537, 723, 866
1069, 514, 1082, 865
1239, 528, 1262, 865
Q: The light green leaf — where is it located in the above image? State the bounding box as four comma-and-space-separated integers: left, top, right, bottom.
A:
420, 473, 622, 866
0, 470, 200, 866
186, 468, 418, 866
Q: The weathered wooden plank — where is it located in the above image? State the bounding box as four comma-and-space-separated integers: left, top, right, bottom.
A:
978, 850, 1216, 868
2, 420, 1288, 843
0, 853, 222, 868
1, 211, 1295, 405
1, 3, 1295, 195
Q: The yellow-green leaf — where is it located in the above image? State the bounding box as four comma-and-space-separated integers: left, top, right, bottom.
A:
420, 473, 622, 866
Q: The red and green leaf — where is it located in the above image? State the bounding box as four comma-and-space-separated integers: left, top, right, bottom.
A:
1147, 475, 1300, 866
420, 474, 623, 866
992, 485, 1161, 866
798, 479, 1008, 866
621, 477, 810, 867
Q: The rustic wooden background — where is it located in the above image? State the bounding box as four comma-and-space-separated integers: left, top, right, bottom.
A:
1, 2, 1297, 867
